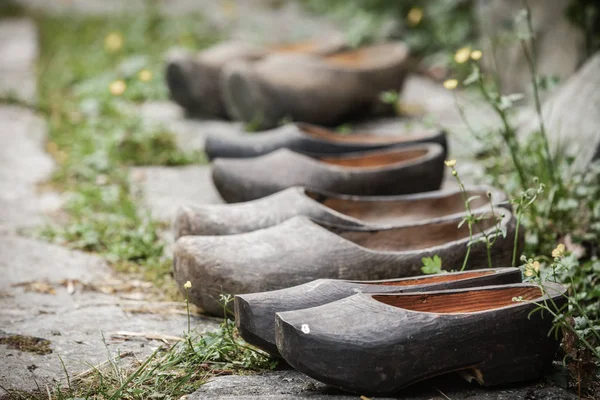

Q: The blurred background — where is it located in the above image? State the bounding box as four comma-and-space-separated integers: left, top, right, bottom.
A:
1, 1, 600, 398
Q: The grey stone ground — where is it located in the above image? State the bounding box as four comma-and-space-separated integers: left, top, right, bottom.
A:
0, 18, 219, 398
190, 370, 576, 400
0, 18, 37, 103
0, 235, 219, 394
0, 4, 580, 400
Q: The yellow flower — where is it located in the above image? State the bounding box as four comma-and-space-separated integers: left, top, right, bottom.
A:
109, 80, 126, 96
444, 159, 457, 168
454, 47, 471, 64
470, 50, 483, 60
552, 243, 566, 258
104, 31, 124, 52
183, 281, 192, 289
138, 69, 153, 82
524, 260, 540, 277
406, 7, 424, 27
443, 79, 458, 90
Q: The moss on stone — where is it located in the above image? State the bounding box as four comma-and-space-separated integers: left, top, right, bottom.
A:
0, 334, 52, 355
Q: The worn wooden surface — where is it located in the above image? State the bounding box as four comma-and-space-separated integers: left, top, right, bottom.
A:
220, 42, 410, 129
205, 123, 446, 159
275, 283, 566, 395
211, 144, 445, 203
174, 185, 506, 238
166, 36, 346, 119
173, 210, 522, 316
234, 268, 522, 356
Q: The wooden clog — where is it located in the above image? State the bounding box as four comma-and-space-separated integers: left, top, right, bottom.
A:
204, 123, 446, 160
220, 42, 410, 129
174, 185, 506, 238
211, 144, 445, 203
276, 282, 566, 395
234, 268, 522, 356
165, 37, 346, 118
172, 211, 522, 316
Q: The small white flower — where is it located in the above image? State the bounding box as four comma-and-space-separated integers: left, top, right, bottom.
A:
183, 281, 192, 289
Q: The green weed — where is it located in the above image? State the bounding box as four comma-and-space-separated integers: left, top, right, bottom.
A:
441, 3, 599, 395
32, 11, 219, 296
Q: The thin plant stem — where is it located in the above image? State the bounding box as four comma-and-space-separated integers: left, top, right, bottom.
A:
513, 203, 524, 267
461, 224, 473, 272
452, 167, 494, 270
534, 300, 599, 359
476, 76, 528, 190
531, 281, 600, 359
108, 348, 159, 400
186, 292, 191, 335
57, 354, 73, 396
453, 92, 481, 140
567, 276, 600, 342
521, 0, 557, 185
451, 169, 475, 271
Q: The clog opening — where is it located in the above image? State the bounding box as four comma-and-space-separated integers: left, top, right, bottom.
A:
301, 124, 429, 144
307, 189, 492, 225
319, 149, 428, 168
369, 270, 495, 287
324, 44, 407, 68
373, 286, 543, 313
272, 41, 325, 53
336, 213, 502, 251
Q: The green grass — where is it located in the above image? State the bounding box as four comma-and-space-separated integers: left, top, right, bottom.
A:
1, 299, 276, 400
3, 1, 597, 398
33, 9, 217, 295
0, 7, 280, 399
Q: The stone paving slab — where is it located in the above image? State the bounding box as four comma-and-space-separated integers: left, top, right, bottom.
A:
190, 370, 577, 400
0, 18, 60, 235
0, 235, 220, 395
139, 101, 246, 152
0, 105, 62, 235
0, 18, 37, 103
131, 165, 223, 223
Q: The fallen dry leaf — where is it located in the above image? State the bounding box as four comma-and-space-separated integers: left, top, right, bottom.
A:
111, 331, 183, 343
12, 280, 56, 295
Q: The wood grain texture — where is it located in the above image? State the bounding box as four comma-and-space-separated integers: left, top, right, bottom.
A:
234, 268, 522, 356
211, 144, 445, 203
275, 282, 566, 395
173, 185, 507, 238
172, 210, 523, 316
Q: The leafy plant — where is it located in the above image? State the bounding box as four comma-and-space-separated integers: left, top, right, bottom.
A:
303, 0, 476, 57
441, 3, 600, 394
32, 11, 220, 296
421, 255, 443, 274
